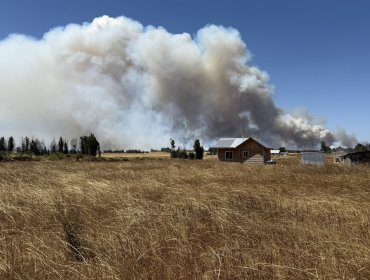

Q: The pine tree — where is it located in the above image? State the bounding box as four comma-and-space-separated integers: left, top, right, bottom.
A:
80, 136, 88, 155
0, 137, 6, 151
22, 137, 30, 152
63, 142, 69, 154
50, 139, 57, 154
7, 136, 14, 152
70, 138, 77, 154
58, 137, 64, 153
170, 139, 175, 150
194, 139, 204, 159
29, 138, 43, 155
320, 141, 331, 153
87, 133, 99, 156
30, 139, 37, 154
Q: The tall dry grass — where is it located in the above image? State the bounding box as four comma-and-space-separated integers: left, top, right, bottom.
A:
0, 156, 369, 279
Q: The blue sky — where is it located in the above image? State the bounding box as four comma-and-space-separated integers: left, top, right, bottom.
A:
1, 0, 369, 142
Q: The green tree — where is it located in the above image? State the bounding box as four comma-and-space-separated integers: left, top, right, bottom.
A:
320, 141, 331, 153
354, 143, 367, 152
70, 138, 77, 154
58, 137, 64, 153
208, 147, 217, 155
7, 136, 14, 152
80, 134, 100, 156
170, 139, 175, 150
80, 136, 87, 154
88, 134, 100, 156
194, 139, 204, 159
50, 139, 57, 154
279, 147, 287, 153
22, 137, 30, 152
170, 148, 179, 158
63, 142, 69, 154
30, 139, 37, 154
0, 137, 6, 152
29, 138, 44, 155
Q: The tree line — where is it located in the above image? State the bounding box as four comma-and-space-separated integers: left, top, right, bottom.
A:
169, 139, 204, 160
321, 141, 370, 153
0, 134, 100, 157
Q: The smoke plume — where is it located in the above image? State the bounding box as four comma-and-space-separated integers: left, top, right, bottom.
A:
0, 16, 355, 149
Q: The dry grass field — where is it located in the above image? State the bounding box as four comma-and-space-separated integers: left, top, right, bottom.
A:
0, 155, 369, 279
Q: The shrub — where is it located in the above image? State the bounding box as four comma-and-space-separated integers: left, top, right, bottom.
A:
178, 150, 188, 159
188, 152, 195, 160
48, 153, 65, 161
160, 147, 172, 153
13, 154, 33, 161
0, 151, 8, 161
75, 153, 83, 161
170, 150, 178, 158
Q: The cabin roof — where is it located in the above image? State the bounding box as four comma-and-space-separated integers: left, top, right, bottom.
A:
214, 137, 272, 149
344, 150, 370, 157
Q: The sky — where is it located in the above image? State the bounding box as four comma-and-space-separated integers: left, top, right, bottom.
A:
1, 0, 369, 144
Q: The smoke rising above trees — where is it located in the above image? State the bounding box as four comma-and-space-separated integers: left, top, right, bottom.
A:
0, 15, 357, 149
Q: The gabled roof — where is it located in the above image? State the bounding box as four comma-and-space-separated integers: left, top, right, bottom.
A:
214, 137, 272, 149
214, 138, 248, 148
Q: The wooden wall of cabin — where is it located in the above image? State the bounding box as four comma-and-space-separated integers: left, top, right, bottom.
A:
217, 140, 271, 162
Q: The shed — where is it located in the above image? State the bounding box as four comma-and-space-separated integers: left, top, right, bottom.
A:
213, 137, 272, 163
301, 152, 324, 166
342, 151, 370, 165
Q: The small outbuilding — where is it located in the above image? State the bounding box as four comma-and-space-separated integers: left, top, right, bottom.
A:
213, 137, 272, 164
342, 151, 370, 165
301, 152, 324, 166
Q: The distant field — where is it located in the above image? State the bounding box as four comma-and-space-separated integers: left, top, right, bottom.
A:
102, 151, 171, 158
102, 152, 217, 160
0, 156, 369, 279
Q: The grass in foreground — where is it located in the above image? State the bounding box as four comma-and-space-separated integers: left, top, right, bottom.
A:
0, 156, 369, 279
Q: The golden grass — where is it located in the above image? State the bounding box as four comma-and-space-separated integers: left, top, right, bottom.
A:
0, 156, 369, 279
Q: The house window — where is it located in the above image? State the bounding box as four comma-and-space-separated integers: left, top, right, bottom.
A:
225, 151, 233, 160
242, 151, 249, 159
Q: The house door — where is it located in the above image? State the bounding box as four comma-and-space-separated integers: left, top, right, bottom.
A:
242, 150, 249, 160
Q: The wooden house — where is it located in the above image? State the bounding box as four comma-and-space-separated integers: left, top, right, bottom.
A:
214, 137, 272, 164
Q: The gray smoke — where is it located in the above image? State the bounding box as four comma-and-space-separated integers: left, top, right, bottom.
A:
334, 128, 357, 148
0, 16, 355, 149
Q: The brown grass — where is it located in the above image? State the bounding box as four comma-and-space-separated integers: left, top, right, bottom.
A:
0, 156, 369, 279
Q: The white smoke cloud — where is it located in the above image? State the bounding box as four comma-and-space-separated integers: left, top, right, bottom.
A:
0, 15, 355, 149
